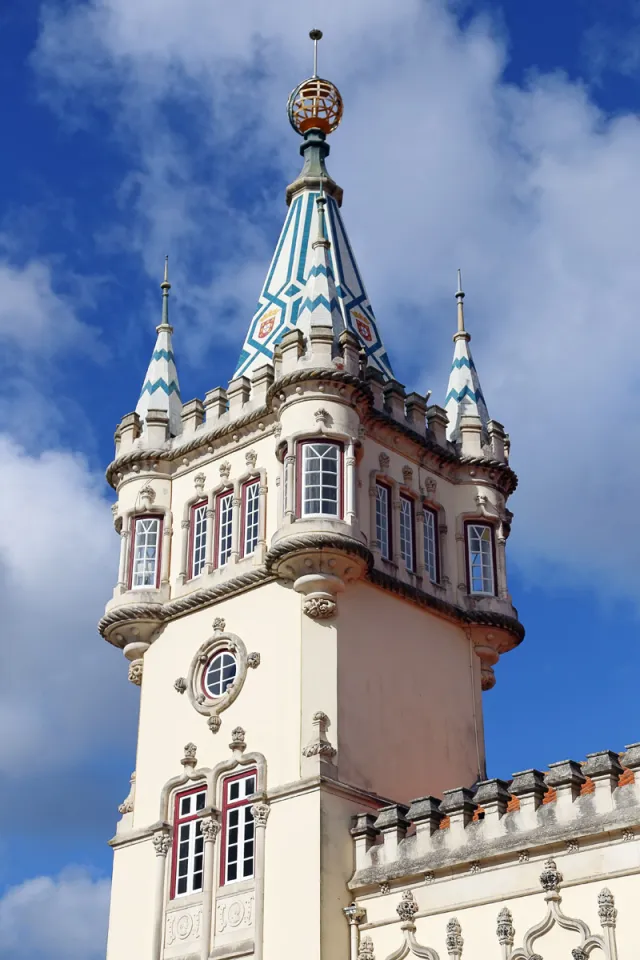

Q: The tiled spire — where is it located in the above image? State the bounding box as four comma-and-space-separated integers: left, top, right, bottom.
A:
136, 257, 182, 437
444, 271, 490, 443
295, 192, 343, 344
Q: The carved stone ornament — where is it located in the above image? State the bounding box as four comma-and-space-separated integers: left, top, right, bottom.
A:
379, 452, 390, 471
208, 715, 222, 734
230, 726, 246, 751
194, 471, 206, 492
213, 617, 226, 633
358, 936, 375, 960
445, 918, 463, 955
174, 677, 187, 694
118, 772, 136, 815
245, 449, 258, 468
219, 460, 232, 480
314, 407, 332, 427
152, 831, 172, 857
200, 816, 222, 842
247, 651, 261, 669
402, 465, 413, 485
303, 596, 336, 619
518, 850, 530, 864
380, 882, 390, 895
182, 743, 198, 769
343, 903, 367, 925
186, 625, 255, 724
128, 659, 144, 686
139, 483, 156, 510
302, 712, 337, 760
424, 872, 435, 884
539, 857, 562, 892
566, 838, 579, 852
496, 907, 515, 946
250, 802, 271, 827
469, 860, 481, 874
397, 890, 419, 923
424, 476, 437, 498
598, 888, 616, 927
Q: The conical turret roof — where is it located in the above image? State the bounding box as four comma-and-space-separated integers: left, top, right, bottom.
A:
444, 273, 490, 443
136, 258, 182, 437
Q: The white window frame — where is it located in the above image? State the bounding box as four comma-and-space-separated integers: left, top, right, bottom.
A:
203, 650, 238, 699
190, 501, 208, 578
375, 483, 391, 560
222, 771, 257, 886
173, 787, 207, 898
216, 491, 234, 567
466, 522, 495, 595
131, 516, 161, 588
300, 442, 341, 518
242, 480, 260, 557
423, 506, 438, 583
399, 496, 415, 572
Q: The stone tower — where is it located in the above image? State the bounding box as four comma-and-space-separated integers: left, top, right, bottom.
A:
100, 36, 523, 960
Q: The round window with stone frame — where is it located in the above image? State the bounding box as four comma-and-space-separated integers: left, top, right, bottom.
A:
184, 619, 260, 729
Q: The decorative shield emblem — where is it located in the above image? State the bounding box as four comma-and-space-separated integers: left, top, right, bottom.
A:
257, 311, 276, 340
353, 310, 373, 343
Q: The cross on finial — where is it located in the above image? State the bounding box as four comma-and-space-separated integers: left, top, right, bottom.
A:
310, 28, 323, 77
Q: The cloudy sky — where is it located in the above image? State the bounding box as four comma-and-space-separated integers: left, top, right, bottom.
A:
1, 0, 639, 955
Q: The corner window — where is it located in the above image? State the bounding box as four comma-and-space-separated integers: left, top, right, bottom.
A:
130, 516, 161, 588
172, 786, 206, 898
241, 480, 260, 557
203, 650, 237, 699
423, 506, 439, 583
190, 500, 208, 579
375, 482, 392, 560
399, 496, 415, 572
466, 522, 495, 595
300, 442, 341, 517
215, 491, 234, 567
221, 770, 257, 886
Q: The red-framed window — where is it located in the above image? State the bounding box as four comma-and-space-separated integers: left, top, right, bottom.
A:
240, 479, 260, 558
465, 521, 496, 595
220, 769, 257, 886
202, 649, 238, 699
189, 500, 208, 579
375, 482, 392, 560
297, 440, 343, 518
399, 495, 416, 572
423, 505, 440, 583
129, 515, 162, 589
214, 490, 234, 568
171, 785, 207, 899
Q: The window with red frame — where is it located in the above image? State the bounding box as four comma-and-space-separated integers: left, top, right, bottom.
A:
423, 505, 439, 583
130, 515, 162, 588
171, 786, 206, 898
215, 491, 234, 567
189, 500, 208, 579
221, 770, 257, 886
298, 441, 342, 517
241, 480, 260, 557
399, 496, 415, 572
466, 522, 496, 595
375, 482, 392, 560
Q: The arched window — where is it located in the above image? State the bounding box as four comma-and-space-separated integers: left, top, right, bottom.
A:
299, 441, 342, 517
220, 769, 257, 885
130, 516, 162, 588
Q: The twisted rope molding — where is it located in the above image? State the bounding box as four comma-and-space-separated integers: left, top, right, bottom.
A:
265, 532, 373, 572
266, 367, 373, 408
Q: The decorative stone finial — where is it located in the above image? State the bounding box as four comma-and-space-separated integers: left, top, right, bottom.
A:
598, 888, 616, 927
539, 858, 562, 892
358, 936, 375, 960
396, 890, 419, 923
445, 917, 463, 955
302, 712, 337, 759
194, 472, 206, 492
213, 617, 226, 634
181, 743, 197, 768
219, 461, 231, 480
230, 727, 246, 751
245, 449, 258, 468
496, 907, 515, 946
208, 715, 221, 734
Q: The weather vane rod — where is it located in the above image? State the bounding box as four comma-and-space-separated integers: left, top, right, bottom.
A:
310, 28, 322, 78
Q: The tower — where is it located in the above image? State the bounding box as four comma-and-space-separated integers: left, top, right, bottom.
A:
101, 32, 522, 960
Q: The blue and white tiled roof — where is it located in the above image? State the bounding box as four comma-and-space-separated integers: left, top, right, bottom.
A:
444, 277, 490, 443
136, 259, 182, 437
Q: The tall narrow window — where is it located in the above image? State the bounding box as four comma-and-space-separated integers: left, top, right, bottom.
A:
423, 506, 439, 583
242, 480, 260, 557
399, 496, 415, 572
466, 522, 495, 595
172, 786, 206, 898
216, 491, 233, 567
300, 442, 341, 517
190, 501, 208, 579
375, 483, 391, 560
221, 770, 257, 886
130, 516, 161, 588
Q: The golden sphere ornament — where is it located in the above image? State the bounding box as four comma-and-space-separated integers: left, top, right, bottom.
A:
287, 76, 344, 136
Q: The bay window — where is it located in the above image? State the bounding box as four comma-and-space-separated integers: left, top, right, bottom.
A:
189, 500, 208, 579
221, 770, 257, 886
399, 495, 415, 572
375, 482, 392, 560
171, 786, 206, 898
423, 506, 439, 583
466, 522, 496, 595
299, 441, 342, 517
130, 516, 162, 589
241, 480, 260, 557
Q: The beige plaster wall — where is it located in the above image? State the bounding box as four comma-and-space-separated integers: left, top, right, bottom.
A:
106, 840, 154, 960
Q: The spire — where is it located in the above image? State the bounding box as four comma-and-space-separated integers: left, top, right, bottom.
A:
444, 271, 490, 443
233, 31, 393, 381
136, 257, 182, 438
295, 192, 343, 343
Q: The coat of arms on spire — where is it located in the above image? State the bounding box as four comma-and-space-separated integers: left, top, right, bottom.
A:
233, 31, 393, 381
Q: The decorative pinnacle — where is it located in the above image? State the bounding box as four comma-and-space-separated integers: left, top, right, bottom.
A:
313, 192, 330, 250
310, 28, 323, 77
455, 268, 466, 335
159, 256, 171, 329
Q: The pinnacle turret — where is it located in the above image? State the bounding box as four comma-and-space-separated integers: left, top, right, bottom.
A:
444, 271, 490, 443
135, 257, 182, 438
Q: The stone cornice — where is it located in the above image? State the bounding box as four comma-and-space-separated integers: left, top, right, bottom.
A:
265, 531, 373, 573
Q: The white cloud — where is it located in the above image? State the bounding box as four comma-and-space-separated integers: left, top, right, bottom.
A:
0, 868, 109, 959
33, 0, 640, 601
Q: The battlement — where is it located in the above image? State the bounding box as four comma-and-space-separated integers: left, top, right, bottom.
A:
350, 745, 640, 890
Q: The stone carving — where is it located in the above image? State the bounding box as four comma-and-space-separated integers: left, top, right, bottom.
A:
174, 677, 187, 694
230, 727, 246, 750
181, 743, 197, 768
469, 861, 481, 874
245, 449, 258, 468
302, 712, 337, 760
247, 651, 261, 669
424, 476, 437, 498
397, 890, 419, 922
118, 772, 136, 815
566, 838, 579, 852
344, 903, 367, 925
194, 472, 206, 492
152, 831, 171, 856
358, 936, 375, 960
208, 715, 222, 734
445, 918, 463, 956
139, 483, 156, 509
216, 894, 254, 933
402, 465, 413, 485
496, 907, 515, 946
251, 802, 271, 827
539, 857, 562, 892
424, 872, 435, 884
598, 888, 616, 927
201, 816, 222, 842
219, 460, 231, 479
274, 422, 283, 437
128, 659, 143, 686
518, 850, 530, 863
622, 828, 633, 841
303, 596, 337, 619
379, 452, 390, 471
213, 617, 226, 633
314, 408, 332, 426
380, 882, 390, 895
571, 949, 587, 960
165, 910, 201, 947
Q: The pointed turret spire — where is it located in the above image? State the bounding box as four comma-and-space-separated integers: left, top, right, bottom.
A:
233, 31, 393, 381
136, 257, 182, 437
295, 192, 343, 343
444, 271, 490, 443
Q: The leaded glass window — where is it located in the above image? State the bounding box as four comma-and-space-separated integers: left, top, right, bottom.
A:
131, 516, 161, 588
301, 442, 340, 517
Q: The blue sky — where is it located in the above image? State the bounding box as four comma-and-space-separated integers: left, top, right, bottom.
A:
1, 0, 640, 955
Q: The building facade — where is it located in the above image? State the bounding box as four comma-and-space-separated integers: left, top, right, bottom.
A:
100, 46, 638, 960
